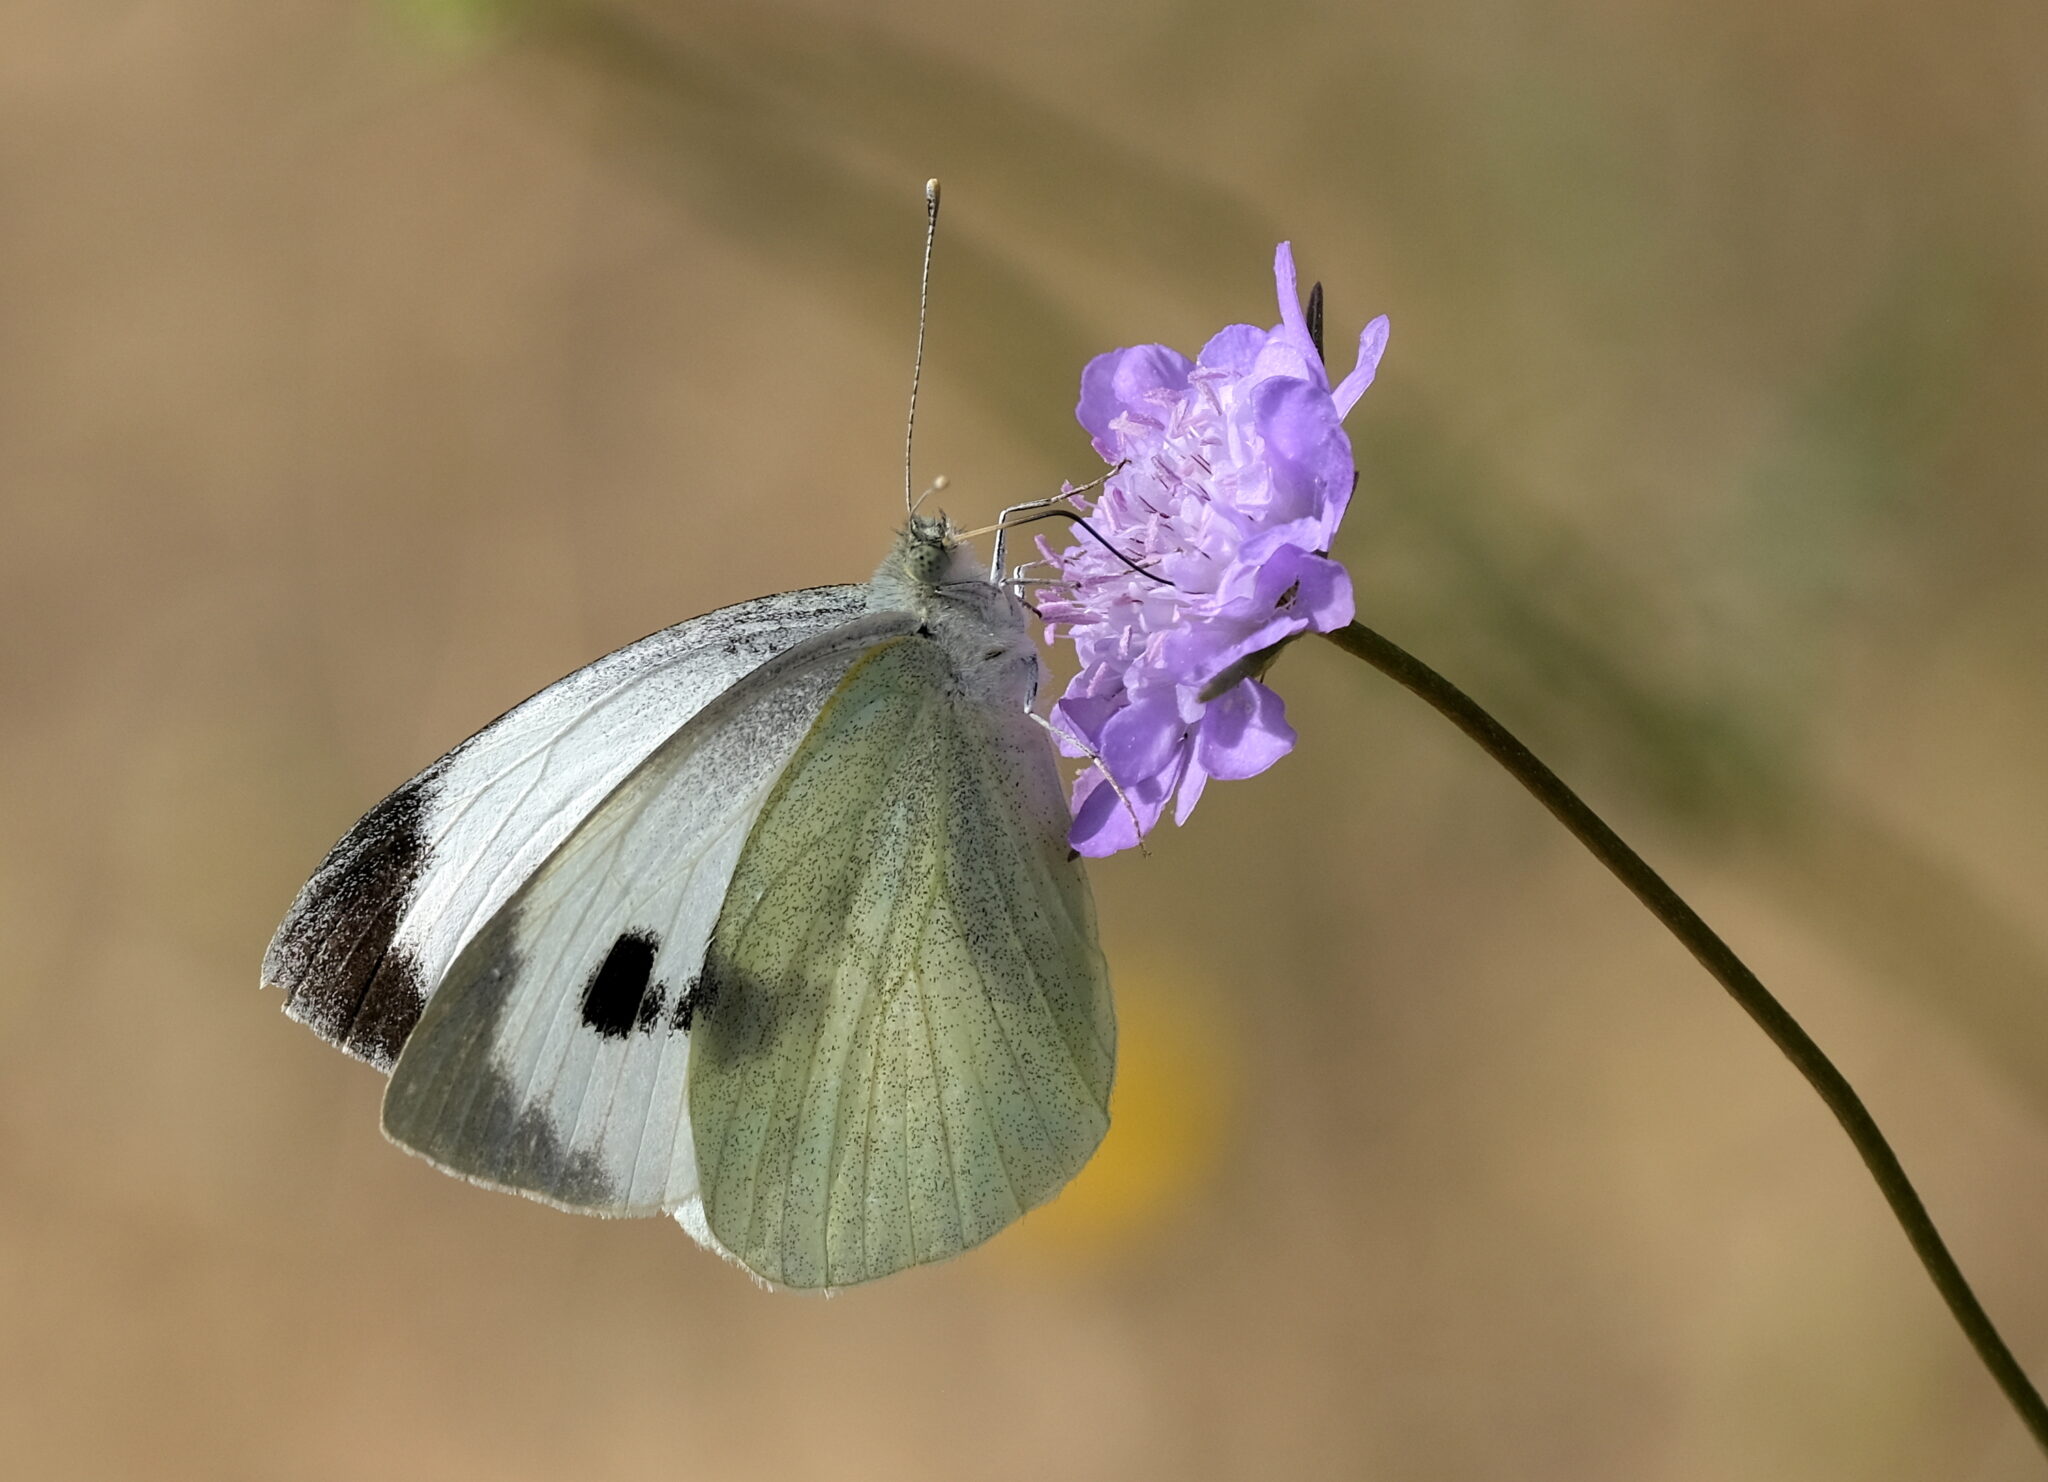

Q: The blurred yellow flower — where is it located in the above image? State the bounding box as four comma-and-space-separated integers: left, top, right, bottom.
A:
999, 961, 1235, 1268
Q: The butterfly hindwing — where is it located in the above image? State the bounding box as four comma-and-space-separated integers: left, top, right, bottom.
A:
688, 634, 1115, 1288
379, 612, 923, 1215
263, 585, 866, 1069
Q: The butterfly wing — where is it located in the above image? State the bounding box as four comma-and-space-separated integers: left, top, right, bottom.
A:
687, 634, 1114, 1289
263, 585, 866, 1069
379, 612, 923, 1215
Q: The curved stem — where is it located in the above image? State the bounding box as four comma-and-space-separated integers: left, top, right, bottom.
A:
1323, 620, 2048, 1455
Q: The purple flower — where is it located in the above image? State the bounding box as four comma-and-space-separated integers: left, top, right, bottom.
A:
1037, 243, 1389, 856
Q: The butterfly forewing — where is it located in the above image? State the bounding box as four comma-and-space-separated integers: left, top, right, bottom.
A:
379, 613, 923, 1215
263, 585, 866, 1068
689, 635, 1114, 1288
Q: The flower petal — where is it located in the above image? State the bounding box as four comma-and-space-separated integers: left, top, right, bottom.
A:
1272, 242, 1304, 339
1069, 769, 1140, 857
1229, 545, 1356, 633
1076, 344, 1191, 454
1050, 691, 1121, 756
1252, 378, 1352, 522
1333, 315, 1390, 418
1256, 241, 1331, 390
1286, 552, 1355, 631
1194, 680, 1297, 780
1069, 757, 1177, 856
1198, 323, 1266, 374
1098, 692, 1187, 785
1172, 750, 1211, 826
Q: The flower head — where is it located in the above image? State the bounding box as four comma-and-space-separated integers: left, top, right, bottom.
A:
1037, 243, 1389, 856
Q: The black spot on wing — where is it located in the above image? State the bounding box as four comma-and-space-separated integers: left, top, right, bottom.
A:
265, 768, 440, 1070
634, 978, 664, 1033
580, 931, 665, 1040
671, 972, 715, 1033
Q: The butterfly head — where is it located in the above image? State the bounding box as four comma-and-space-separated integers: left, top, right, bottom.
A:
873, 512, 976, 600
904, 512, 954, 580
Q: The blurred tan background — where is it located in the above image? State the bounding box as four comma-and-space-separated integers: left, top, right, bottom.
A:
6, 0, 2048, 1477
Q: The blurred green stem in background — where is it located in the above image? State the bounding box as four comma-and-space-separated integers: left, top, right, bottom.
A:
1322, 620, 2048, 1457
384, 0, 534, 51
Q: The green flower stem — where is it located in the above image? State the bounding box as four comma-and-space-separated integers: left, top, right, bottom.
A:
1322, 619, 2048, 1455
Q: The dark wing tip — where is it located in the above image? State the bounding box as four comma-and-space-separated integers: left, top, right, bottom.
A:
263, 770, 440, 1070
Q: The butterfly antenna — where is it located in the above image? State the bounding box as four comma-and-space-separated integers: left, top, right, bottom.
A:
905, 178, 941, 517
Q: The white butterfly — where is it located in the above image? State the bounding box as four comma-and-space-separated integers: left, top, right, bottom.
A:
264, 513, 1115, 1288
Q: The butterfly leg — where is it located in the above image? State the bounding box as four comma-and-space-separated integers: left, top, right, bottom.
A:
988, 495, 1077, 582
1002, 561, 1074, 611
1024, 708, 1151, 859
985, 464, 1132, 579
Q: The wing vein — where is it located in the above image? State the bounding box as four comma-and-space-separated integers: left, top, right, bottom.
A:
810, 805, 905, 1282
908, 860, 965, 1258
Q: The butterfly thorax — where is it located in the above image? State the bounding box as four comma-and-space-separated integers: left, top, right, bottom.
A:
866, 515, 1038, 711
